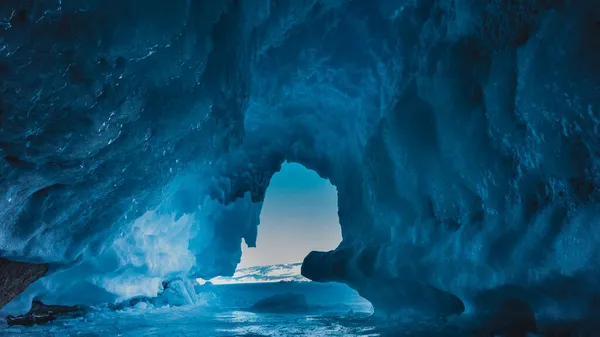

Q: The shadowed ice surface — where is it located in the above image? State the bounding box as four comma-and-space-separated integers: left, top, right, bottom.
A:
4, 281, 577, 336
2, 281, 589, 336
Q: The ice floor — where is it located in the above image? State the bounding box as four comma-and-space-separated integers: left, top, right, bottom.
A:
0, 282, 559, 336
1, 306, 377, 337
0, 282, 383, 337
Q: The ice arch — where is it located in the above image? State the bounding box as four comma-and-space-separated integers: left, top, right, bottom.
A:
239, 162, 341, 268
1, 0, 600, 325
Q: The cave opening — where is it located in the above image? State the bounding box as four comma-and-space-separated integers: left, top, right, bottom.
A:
206, 162, 343, 284
240, 162, 341, 269
201, 162, 372, 313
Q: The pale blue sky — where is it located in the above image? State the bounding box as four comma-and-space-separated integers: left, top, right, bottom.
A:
238, 163, 341, 268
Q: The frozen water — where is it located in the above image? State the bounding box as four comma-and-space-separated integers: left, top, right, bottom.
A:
156, 278, 203, 307
1, 282, 378, 337
3, 282, 575, 335
0, 308, 379, 337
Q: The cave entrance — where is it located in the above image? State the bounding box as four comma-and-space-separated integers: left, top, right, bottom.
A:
240, 162, 341, 269
209, 162, 342, 284
198, 162, 372, 313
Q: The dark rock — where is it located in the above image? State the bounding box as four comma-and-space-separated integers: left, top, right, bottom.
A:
0, 258, 48, 309
6, 300, 83, 326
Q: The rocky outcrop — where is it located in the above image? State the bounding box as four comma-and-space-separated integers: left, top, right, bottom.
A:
0, 259, 47, 310
6, 300, 82, 326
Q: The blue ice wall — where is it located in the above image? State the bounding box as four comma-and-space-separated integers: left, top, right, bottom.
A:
1, 0, 600, 321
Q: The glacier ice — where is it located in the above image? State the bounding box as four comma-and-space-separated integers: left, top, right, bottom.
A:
1, 0, 600, 329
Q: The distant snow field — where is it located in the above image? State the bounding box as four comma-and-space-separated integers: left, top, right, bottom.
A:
198, 262, 308, 285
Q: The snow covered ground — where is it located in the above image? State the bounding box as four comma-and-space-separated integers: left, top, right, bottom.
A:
198, 262, 307, 285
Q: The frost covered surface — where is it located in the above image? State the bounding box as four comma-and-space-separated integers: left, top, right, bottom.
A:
1, 0, 600, 324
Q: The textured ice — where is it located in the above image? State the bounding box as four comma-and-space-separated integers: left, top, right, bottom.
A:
2, 196, 259, 314
1, 0, 600, 327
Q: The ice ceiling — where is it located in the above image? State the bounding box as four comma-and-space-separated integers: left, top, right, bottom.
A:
1, 0, 600, 322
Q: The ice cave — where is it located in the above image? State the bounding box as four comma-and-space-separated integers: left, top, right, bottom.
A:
1, 0, 600, 335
